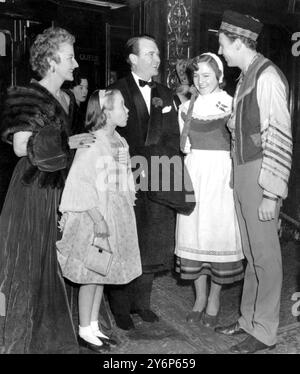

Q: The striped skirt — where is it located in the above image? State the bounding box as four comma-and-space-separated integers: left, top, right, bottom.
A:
175, 256, 244, 285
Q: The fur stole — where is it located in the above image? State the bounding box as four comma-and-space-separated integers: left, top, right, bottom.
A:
1, 81, 71, 143
0, 81, 72, 189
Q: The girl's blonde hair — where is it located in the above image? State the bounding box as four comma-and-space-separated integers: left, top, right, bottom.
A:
85, 89, 120, 131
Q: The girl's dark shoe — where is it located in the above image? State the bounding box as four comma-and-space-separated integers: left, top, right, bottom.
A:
186, 310, 203, 323
78, 335, 110, 353
100, 335, 118, 347
94, 329, 119, 347
202, 312, 219, 328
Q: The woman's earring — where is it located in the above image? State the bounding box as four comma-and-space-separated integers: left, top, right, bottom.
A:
51, 66, 55, 73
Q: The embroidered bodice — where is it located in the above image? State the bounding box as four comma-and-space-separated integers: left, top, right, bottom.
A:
179, 90, 233, 151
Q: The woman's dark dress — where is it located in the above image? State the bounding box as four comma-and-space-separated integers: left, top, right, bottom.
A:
0, 82, 78, 354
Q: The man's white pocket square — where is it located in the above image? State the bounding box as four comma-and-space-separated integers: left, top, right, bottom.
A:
162, 106, 172, 114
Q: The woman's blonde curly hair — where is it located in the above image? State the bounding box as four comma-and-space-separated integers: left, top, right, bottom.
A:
30, 27, 75, 78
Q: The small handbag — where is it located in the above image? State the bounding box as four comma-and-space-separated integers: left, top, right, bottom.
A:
84, 236, 113, 276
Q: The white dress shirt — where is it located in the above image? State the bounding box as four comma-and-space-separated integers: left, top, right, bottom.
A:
131, 72, 151, 113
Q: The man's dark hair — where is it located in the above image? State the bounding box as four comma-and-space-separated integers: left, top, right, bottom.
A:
124, 35, 157, 65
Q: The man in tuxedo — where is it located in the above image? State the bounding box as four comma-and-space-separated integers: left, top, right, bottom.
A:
108, 35, 194, 330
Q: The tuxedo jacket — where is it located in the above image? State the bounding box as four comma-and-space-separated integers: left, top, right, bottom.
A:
110, 74, 194, 270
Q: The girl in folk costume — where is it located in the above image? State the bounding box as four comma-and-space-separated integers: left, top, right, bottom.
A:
0, 27, 93, 354
57, 89, 142, 353
175, 53, 244, 327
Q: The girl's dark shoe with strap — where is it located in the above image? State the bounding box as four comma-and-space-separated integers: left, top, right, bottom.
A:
78, 336, 110, 353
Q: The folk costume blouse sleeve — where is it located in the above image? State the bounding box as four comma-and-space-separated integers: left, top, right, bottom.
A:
257, 66, 293, 199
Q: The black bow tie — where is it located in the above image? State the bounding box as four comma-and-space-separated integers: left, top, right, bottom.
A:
139, 79, 155, 88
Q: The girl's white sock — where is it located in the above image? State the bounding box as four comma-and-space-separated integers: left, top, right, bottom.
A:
79, 325, 103, 346
90, 320, 109, 339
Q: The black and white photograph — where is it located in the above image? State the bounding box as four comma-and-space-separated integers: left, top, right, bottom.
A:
0, 0, 299, 358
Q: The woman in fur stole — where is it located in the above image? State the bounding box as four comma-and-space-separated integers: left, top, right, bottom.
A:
0, 27, 93, 354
